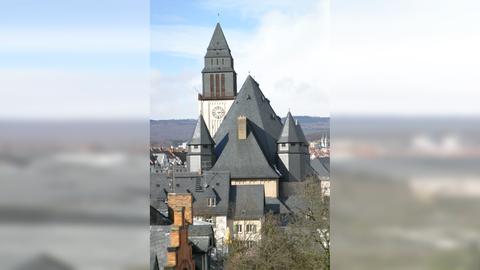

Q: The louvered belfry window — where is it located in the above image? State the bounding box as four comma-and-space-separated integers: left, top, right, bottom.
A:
221, 74, 225, 97
210, 74, 214, 97
215, 74, 220, 97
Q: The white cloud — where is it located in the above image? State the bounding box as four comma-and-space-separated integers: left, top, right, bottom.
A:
0, 27, 148, 53
150, 69, 200, 119
330, 0, 480, 115
151, 0, 331, 118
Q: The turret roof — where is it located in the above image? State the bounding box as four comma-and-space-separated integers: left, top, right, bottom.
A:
278, 112, 308, 143
188, 115, 215, 145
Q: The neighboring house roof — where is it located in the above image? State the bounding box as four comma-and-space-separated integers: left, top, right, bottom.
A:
188, 115, 215, 145
278, 112, 308, 144
310, 157, 330, 178
173, 151, 187, 163
211, 128, 280, 179
150, 173, 169, 202
150, 225, 171, 270
265, 197, 290, 214
188, 225, 215, 252
151, 171, 231, 217
229, 185, 265, 220
14, 254, 73, 270
150, 204, 171, 225
282, 195, 308, 213
213, 75, 283, 174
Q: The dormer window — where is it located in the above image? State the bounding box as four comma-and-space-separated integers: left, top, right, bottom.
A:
281, 143, 286, 147
194, 145, 199, 149
208, 197, 216, 207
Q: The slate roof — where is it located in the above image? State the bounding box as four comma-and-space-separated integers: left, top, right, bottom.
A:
278, 112, 308, 144
150, 173, 169, 202
212, 75, 283, 177
188, 115, 215, 145
205, 23, 232, 58
151, 171, 231, 217
282, 195, 308, 213
265, 197, 290, 214
211, 129, 280, 179
229, 185, 265, 220
310, 157, 330, 179
150, 225, 171, 270
189, 225, 215, 252
150, 204, 171, 225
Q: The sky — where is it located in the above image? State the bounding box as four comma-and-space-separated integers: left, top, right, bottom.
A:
0, 0, 150, 120
150, 0, 331, 119
0, 0, 479, 120
151, 0, 480, 119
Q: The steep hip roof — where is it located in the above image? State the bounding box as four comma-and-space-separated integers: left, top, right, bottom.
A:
278, 111, 308, 144
188, 115, 215, 145
213, 75, 283, 168
205, 23, 232, 58
211, 126, 280, 179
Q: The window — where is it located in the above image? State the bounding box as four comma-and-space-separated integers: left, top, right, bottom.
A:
235, 224, 242, 233
281, 143, 286, 147
205, 216, 214, 224
203, 145, 208, 149
210, 59, 213, 65
222, 58, 224, 65
194, 145, 199, 149
208, 197, 216, 207
216, 58, 219, 65
291, 143, 296, 146
246, 224, 257, 233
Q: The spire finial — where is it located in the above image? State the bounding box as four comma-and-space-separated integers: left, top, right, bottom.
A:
217, 13, 220, 23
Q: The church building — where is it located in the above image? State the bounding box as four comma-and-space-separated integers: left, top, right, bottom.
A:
151, 23, 319, 251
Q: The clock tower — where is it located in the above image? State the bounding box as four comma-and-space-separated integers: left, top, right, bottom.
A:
199, 23, 237, 137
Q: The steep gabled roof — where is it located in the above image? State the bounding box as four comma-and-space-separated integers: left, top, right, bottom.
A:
188, 115, 214, 145
278, 112, 308, 143
205, 23, 231, 58
214, 75, 283, 165
150, 225, 171, 270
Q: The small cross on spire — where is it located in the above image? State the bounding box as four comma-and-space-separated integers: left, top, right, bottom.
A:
217, 13, 220, 23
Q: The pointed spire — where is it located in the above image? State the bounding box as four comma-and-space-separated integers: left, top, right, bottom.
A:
188, 115, 215, 145
278, 112, 308, 143
207, 23, 230, 51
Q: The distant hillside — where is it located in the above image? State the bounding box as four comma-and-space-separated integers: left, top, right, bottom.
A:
150, 116, 329, 147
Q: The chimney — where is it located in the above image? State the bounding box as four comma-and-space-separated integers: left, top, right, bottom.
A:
237, 116, 247, 140
168, 193, 193, 224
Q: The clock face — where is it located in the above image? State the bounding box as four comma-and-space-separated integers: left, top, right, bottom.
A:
212, 106, 225, 119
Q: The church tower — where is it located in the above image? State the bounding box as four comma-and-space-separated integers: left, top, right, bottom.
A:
277, 112, 310, 181
199, 23, 237, 137
187, 115, 216, 173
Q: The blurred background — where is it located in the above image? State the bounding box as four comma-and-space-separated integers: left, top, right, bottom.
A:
330, 0, 480, 269
0, 1, 150, 269
1, 0, 480, 270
